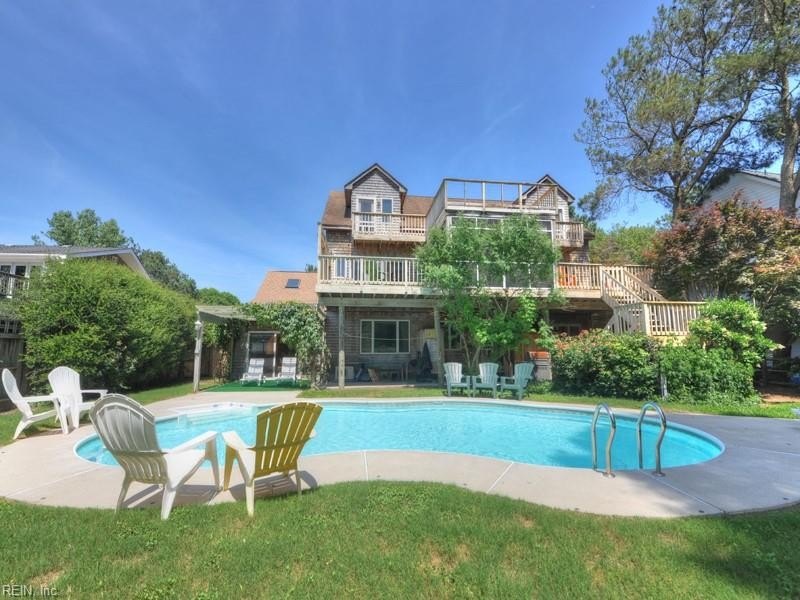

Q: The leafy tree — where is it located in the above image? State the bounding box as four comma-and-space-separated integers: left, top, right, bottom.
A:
32, 209, 130, 247
198, 287, 240, 305
416, 215, 559, 372
726, 0, 800, 214
304, 263, 318, 273
33, 208, 200, 297
577, 0, 767, 220
649, 198, 800, 335
243, 302, 329, 388
138, 249, 198, 298
17, 259, 195, 391
589, 225, 658, 265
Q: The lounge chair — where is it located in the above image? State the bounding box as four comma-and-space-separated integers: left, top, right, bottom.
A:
89, 394, 220, 520
500, 362, 534, 400
48, 366, 107, 431
278, 357, 297, 382
2, 368, 66, 440
240, 358, 266, 385
473, 362, 499, 398
222, 401, 322, 516
444, 362, 471, 396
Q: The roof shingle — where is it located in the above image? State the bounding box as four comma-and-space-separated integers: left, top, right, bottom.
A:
253, 271, 318, 304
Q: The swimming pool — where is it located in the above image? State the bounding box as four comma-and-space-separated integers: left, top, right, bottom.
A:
74, 401, 724, 471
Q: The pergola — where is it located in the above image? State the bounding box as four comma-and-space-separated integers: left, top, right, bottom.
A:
193, 304, 254, 393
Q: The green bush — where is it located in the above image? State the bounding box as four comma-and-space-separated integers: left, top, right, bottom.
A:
659, 343, 757, 405
18, 259, 195, 391
551, 330, 660, 399
689, 299, 776, 368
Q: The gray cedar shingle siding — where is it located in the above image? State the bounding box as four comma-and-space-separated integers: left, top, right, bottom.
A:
350, 171, 402, 214
325, 306, 435, 379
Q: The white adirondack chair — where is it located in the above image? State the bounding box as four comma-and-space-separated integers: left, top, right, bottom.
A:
444, 362, 471, 396
473, 362, 500, 398
240, 358, 266, 385
500, 362, 535, 400
48, 366, 107, 431
2, 368, 66, 440
90, 394, 220, 520
278, 357, 297, 382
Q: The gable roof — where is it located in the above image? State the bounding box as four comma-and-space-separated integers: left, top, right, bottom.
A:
253, 270, 318, 305
526, 174, 575, 202
321, 191, 433, 228
0, 245, 148, 277
344, 163, 407, 195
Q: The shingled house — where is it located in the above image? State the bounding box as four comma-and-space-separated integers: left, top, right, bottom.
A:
316, 164, 701, 386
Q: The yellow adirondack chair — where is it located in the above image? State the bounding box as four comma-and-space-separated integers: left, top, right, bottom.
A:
222, 402, 322, 516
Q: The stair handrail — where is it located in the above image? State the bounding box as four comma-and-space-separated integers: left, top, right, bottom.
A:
591, 403, 617, 477
619, 270, 663, 302
636, 402, 667, 476
601, 270, 641, 305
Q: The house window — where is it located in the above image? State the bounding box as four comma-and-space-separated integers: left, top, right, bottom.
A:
248, 332, 276, 359
381, 198, 393, 214
360, 320, 410, 354
286, 278, 300, 288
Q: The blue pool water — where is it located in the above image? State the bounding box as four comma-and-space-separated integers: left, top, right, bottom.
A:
74, 402, 724, 471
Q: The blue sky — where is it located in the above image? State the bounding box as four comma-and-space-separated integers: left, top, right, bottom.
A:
0, 0, 668, 300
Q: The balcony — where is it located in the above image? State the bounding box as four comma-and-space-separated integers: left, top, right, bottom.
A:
427, 178, 563, 230
444, 215, 584, 248
0, 272, 28, 299
351, 212, 426, 242
317, 258, 649, 298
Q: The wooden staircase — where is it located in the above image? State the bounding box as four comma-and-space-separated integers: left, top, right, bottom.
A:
601, 267, 703, 337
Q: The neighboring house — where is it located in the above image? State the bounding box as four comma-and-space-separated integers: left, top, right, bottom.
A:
704, 170, 798, 212
0, 244, 149, 400
0, 244, 148, 299
226, 270, 319, 380
316, 163, 700, 386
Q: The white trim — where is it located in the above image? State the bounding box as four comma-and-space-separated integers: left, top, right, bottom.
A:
360, 319, 411, 354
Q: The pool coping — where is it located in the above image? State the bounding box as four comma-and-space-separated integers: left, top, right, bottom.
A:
1, 391, 799, 519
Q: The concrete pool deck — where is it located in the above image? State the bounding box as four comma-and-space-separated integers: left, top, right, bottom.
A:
1, 391, 799, 518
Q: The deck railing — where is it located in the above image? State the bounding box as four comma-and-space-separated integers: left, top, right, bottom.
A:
0, 272, 28, 299
553, 221, 583, 246
646, 302, 704, 336
318, 255, 421, 286
352, 212, 426, 241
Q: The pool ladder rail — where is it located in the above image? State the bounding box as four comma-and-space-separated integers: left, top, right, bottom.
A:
590, 402, 668, 477
637, 402, 667, 477
591, 403, 616, 477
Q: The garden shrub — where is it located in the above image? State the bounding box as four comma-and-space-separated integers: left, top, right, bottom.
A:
551, 330, 659, 399
18, 258, 195, 391
659, 343, 757, 405
688, 299, 776, 368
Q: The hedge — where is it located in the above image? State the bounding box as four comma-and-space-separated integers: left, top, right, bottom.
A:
18, 258, 195, 391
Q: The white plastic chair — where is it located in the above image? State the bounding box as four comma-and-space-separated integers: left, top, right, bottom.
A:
444, 362, 471, 396
48, 366, 107, 431
500, 363, 534, 400
278, 357, 297, 382
2, 368, 66, 440
473, 362, 500, 398
240, 358, 266, 385
90, 394, 220, 520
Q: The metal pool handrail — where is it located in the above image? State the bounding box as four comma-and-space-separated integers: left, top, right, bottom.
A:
637, 402, 667, 477
591, 403, 617, 477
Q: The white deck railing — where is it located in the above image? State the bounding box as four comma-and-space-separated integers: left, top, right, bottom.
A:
0, 273, 28, 299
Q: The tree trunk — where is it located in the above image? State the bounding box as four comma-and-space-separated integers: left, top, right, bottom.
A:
777, 67, 799, 216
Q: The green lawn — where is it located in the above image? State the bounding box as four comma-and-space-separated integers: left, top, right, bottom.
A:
206, 380, 309, 393
300, 386, 800, 418
1, 481, 799, 598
